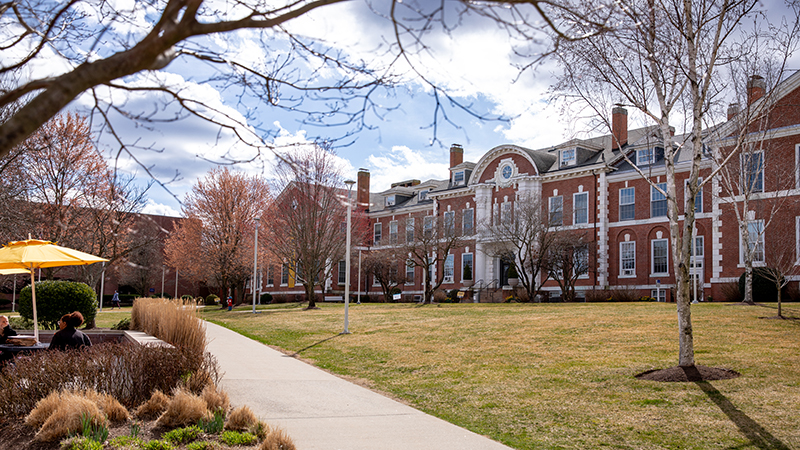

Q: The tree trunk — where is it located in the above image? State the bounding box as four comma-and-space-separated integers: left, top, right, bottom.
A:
305, 283, 318, 309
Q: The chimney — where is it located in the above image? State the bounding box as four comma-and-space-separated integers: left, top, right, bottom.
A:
747, 75, 766, 105
611, 105, 628, 150
727, 103, 740, 121
356, 168, 370, 210
450, 143, 464, 168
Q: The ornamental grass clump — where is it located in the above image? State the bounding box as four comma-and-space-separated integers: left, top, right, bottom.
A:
34, 394, 107, 442
131, 297, 206, 358
224, 405, 257, 431
135, 389, 170, 420
201, 384, 229, 413
155, 388, 208, 429
259, 428, 296, 450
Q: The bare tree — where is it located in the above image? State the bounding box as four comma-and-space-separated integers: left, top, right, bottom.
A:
164, 167, 270, 301
761, 220, 799, 319
118, 219, 166, 297
362, 248, 405, 302
395, 211, 466, 304
0, 0, 621, 180
542, 232, 592, 302
481, 196, 556, 302
264, 143, 348, 309
550, 0, 798, 368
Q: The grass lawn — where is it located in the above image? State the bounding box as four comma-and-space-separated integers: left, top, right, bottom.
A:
200, 301, 800, 450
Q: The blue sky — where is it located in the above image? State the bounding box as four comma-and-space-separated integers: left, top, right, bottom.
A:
8, 0, 790, 217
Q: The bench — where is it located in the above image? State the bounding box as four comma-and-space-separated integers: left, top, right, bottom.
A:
324, 295, 344, 302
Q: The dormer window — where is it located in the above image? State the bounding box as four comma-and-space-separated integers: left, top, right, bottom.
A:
386, 195, 396, 207
560, 149, 576, 167
637, 148, 655, 165
419, 189, 431, 201
453, 170, 465, 185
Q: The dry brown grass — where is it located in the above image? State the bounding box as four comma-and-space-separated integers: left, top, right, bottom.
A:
155, 388, 208, 428
225, 405, 257, 431
183, 369, 213, 394
203, 301, 800, 450
134, 389, 170, 420
259, 427, 296, 450
91, 391, 130, 423
24, 391, 63, 429
35, 394, 107, 442
201, 384, 230, 413
131, 297, 206, 356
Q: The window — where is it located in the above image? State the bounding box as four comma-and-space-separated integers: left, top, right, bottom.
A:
419, 189, 431, 201
453, 170, 465, 185
462, 253, 473, 280
462, 208, 474, 235
637, 148, 655, 165
575, 245, 589, 277
385, 195, 396, 207
406, 218, 415, 242
373, 222, 382, 243
574, 192, 588, 225
281, 264, 290, 285
424, 216, 434, 238
406, 261, 415, 284
389, 220, 398, 243
743, 151, 764, 193
685, 178, 703, 214
620, 241, 636, 277
651, 183, 667, 218
501, 202, 512, 225
549, 196, 563, 226
266, 265, 274, 286
651, 239, 669, 275
619, 187, 635, 221
443, 254, 454, 283
444, 211, 455, 236
651, 289, 666, 302
560, 149, 576, 167
745, 220, 765, 264
338, 260, 346, 284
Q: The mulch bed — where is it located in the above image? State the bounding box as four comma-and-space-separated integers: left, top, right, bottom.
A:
635, 365, 741, 382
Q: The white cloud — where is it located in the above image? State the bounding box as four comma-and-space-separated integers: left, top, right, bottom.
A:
367, 146, 449, 192
141, 199, 181, 217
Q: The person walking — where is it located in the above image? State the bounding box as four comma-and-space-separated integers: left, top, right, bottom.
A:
227, 296, 233, 311
111, 290, 120, 309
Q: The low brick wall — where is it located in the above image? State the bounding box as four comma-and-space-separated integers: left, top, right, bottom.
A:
18, 330, 173, 347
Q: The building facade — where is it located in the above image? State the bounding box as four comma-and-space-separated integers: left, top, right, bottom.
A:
261, 73, 800, 303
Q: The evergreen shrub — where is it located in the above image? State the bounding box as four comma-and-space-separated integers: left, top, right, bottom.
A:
19, 280, 96, 329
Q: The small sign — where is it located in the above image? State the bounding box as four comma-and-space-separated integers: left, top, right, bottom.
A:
457, 291, 465, 298
149, 288, 155, 293
393, 293, 401, 301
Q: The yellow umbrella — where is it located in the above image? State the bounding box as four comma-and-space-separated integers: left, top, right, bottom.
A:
0, 268, 31, 275
0, 239, 108, 342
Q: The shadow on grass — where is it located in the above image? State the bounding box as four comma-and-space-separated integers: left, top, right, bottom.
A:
288, 334, 342, 358
689, 367, 789, 450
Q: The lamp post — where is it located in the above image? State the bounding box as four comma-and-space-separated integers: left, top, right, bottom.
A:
175, 269, 179, 299
252, 217, 260, 313
161, 265, 165, 297
357, 248, 362, 304
343, 180, 355, 334
99, 262, 105, 311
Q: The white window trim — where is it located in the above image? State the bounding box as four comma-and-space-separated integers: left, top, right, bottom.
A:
796, 144, 800, 189
385, 195, 396, 207
620, 241, 636, 278
406, 217, 415, 242
685, 178, 703, 214
443, 254, 454, 284
389, 220, 398, 243
280, 264, 290, 286
651, 289, 666, 302
796, 216, 800, 266
338, 260, 346, 284
637, 148, 655, 165
742, 150, 765, 193
419, 189, 431, 201
740, 219, 766, 266
560, 148, 576, 167
461, 253, 473, 281
406, 261, 415, 285
549, 196, 563, 226
651, 183, 667, 218
573, 191, 589, 225
373, 222, 382, 243
444, 211, 455, 235
453, 170, 465, 185
619, 187, 635, 221
651, 238, 669, 276
462, 208, 474, 235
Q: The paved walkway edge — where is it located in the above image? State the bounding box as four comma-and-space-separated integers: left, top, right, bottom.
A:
204, 320, 513, 450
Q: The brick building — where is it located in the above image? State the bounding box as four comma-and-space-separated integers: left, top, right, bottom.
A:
260, 72, 800, 303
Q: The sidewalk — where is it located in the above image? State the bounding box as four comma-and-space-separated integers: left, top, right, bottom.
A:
204, 321, 513, 450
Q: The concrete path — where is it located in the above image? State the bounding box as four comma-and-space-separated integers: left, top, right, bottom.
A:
205, 321, 513, 450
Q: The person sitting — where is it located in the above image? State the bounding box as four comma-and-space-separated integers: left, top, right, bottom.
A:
0, 315, 18, 364
0, 315, 17, 344
49, 312, 92, 351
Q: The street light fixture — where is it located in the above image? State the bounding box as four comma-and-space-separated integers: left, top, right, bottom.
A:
252, 217, 260, 313
343, 180, 355, 334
